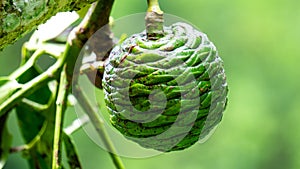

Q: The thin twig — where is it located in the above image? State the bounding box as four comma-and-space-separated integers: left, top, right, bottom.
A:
74, 86, 126, 169
9, 49, 45, 79
21, 98, 50, 112
10, 121, 48, 153
52, 65, 69, 169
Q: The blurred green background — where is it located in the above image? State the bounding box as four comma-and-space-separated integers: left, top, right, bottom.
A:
1, 0, 300, 168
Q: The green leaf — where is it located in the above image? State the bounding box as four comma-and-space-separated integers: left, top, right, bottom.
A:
63, 133, 82, 169
0, 115, 13, 169
0, 77, 22, 104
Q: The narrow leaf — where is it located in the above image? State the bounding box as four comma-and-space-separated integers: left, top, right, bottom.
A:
63, 133, 82, 169
0, 115, 13, 169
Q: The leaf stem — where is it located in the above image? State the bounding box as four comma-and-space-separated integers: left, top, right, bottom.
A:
74, 86, 126, 169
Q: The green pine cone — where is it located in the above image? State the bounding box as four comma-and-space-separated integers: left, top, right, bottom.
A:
103, 22, 228, 152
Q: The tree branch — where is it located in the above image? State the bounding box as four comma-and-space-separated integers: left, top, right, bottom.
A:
65, 0, 115, 85
0, 0, 98, 51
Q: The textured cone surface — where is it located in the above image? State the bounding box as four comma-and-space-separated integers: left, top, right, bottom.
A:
103, 22, 228, 152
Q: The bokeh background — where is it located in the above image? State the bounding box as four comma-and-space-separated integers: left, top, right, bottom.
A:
1, 0, 300, 168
